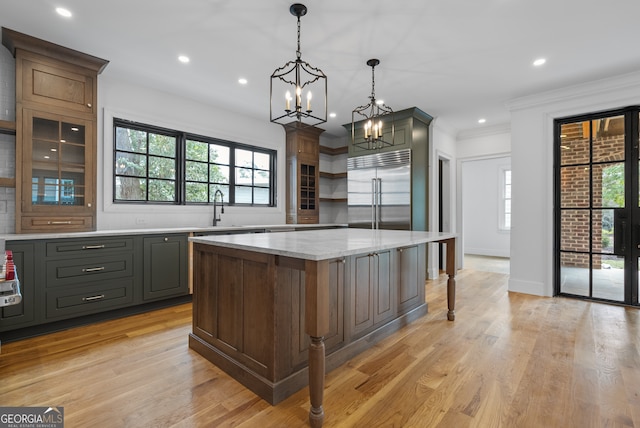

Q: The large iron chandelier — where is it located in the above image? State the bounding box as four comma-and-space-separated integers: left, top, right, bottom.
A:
270, 3, 327, 128
352, 59, 394, 150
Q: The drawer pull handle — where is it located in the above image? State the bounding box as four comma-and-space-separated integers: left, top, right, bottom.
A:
82, 267, 105, 273
83, 294, 105, 302
48, 221, 72, 225
82, 245, 106, 250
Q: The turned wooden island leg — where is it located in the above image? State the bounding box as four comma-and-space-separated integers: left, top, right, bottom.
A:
445, 238, 457, 321
305, 260, 330, 428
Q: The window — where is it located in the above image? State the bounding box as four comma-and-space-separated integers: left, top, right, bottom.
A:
500, 167, 511, 230
113, 119, 276, 206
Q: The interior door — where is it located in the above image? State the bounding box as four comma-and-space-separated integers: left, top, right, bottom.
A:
555, 108, 639, 305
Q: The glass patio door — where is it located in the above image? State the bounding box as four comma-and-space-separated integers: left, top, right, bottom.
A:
555, 108, 639, 305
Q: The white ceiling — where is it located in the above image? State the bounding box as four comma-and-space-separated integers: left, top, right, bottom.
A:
2, 0, 639, 137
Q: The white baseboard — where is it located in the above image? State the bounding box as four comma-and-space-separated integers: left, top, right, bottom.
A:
508, 278, 550, 297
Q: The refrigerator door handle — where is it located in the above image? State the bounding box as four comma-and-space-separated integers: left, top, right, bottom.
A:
377, 178, 382, 229
371, 178, 377, 229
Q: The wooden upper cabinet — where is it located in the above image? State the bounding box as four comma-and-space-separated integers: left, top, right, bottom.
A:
2, 27, 108, 233
284, 124, 324, 224
20, 54, 96, 117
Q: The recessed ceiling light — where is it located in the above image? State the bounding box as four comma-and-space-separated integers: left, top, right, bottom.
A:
56, 7, 72, 18
178, 55, 190, 64
329, 112, 337, 118
533, 58, 546, 67
478, 118, 486, 124
238, 78, 248, 85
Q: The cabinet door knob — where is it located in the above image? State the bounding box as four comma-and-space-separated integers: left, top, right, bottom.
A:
164, 237, 169, 242
87, 103, 92, 108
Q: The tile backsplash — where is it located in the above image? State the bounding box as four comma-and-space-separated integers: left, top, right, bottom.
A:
0, 45, 16, 234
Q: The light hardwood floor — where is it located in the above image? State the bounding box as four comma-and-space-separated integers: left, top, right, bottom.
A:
1, 268, 639, 427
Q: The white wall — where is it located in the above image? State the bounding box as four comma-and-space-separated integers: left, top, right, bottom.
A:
461, 156, 511, 257
507, 70, 640, 297
428, 118, 457, 278
98, 75, 287, 230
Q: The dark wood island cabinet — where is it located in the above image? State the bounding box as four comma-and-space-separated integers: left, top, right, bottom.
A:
189, 228, 457, 428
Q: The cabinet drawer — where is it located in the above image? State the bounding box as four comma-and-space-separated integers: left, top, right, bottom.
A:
46, 253, 134, 287
22, 216, 94, 233
46, 238, 134, 257
46, 279, 134, 320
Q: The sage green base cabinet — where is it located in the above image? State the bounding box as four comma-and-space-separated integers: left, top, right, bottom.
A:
143, 235, 188, 300
0, 233, 189, 337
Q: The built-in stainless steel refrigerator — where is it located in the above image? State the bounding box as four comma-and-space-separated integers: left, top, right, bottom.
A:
347, 149, 411, 230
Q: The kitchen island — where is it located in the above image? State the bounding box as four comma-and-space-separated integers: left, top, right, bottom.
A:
189, 228, 457, 428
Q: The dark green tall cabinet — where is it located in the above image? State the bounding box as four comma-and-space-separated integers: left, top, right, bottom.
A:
346, 107, 434, 232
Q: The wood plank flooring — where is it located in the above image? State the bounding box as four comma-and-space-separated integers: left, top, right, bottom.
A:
1, 268, 639, 427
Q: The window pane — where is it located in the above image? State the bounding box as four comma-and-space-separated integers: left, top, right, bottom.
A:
185, 161, 208, 182
210, 165, 229, 184
186, 140, 208, 161
235, 186, 252, 203
186, 182, 208, 202
148, 133, 176, 157
236, 167, 253, 185
254, 152, 270, 170
148, 156, 176, 180
592, 116, 625, 162
593, 255, 624, 301
116, 177, 147, 200
60, 143, 84, 165
593, 163, 624, 208
254, 187, 270, 204
209, 184, 229, 203
593, 209, 614, 255
560, 121, 589, 165
560, 210, 589, 252
115, 152, 146, 177
115, 127, 146, 153
235, 149, 252, 167
61, 122, 85, 145
148, 179, 175, 201
210, 145, 229, 164
254, 170, 270, 187
560, 252, 590, 296
560, 165, 590, 208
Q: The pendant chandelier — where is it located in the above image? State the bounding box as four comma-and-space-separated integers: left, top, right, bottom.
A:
270, 3, 327, 128
352, 59, 394, 150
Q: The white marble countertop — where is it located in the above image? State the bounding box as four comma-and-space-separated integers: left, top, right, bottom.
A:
190, 228, 457, 261
1, 224, 347, 241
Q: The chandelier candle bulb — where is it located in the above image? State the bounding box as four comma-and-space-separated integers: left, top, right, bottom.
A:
307, 91, 312, 111
285, 91, 292, 111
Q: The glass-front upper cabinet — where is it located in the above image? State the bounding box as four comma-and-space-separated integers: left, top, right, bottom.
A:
22, 109, 94, 226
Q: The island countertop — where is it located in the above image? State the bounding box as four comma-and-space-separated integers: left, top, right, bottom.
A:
189, 228, 456, 261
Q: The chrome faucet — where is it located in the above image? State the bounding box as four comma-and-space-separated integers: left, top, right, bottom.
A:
213, 190, 224, 226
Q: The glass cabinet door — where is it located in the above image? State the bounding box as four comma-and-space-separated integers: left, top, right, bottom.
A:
25, 110, 92, 211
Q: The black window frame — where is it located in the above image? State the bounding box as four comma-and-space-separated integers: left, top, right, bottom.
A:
113, 118, 277, 206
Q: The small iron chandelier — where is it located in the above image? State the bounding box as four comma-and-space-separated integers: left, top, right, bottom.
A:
352, 59, 394, 150
270, 3, 327, 128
